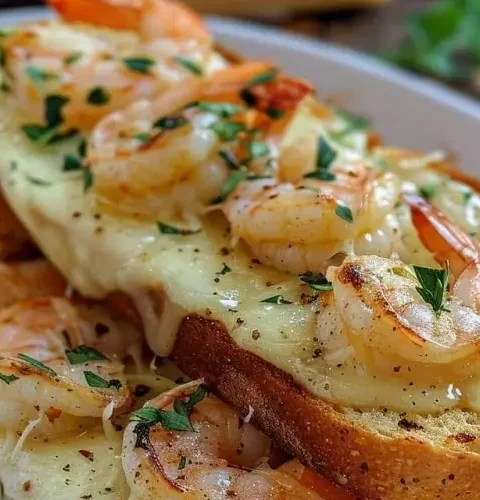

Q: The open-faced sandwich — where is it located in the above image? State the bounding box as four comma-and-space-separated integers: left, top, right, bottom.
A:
0, 1, 479, 499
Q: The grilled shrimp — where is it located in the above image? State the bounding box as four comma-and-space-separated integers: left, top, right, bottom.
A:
123, 382, 338, 499
2, 0, 219, 132
88, 63, 312, 219
0, 297, 139, 435
224, 164, 401, 274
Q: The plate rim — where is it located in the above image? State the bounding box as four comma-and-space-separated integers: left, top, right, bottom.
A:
1, 6, 480, 123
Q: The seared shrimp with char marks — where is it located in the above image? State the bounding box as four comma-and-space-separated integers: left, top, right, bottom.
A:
88, 63, 312, 220
2, 0, 219, 132
123, 382, 347, 499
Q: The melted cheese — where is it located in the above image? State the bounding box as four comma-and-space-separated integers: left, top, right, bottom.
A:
0, 100, 478, 415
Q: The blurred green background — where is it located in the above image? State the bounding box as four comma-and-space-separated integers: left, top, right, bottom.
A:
1, 0, 478, 98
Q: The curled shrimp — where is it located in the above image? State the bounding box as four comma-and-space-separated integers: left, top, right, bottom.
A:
88, 63, 312, 219
122, 382, 334, 499
223, 165, 401, 274
2, 0, 218, 132
0, 297, 138, 435
0, 259, 67, 310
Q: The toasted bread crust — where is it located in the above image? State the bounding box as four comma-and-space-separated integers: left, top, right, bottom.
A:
171, 314, 480, 500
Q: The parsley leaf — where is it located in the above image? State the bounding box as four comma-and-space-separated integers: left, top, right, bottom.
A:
419, 185, 437, 200
260, 295, 293, 305
335, 204, 354, 223
63, 154, 82, 171
153, 116, 188, 130
26, 66, 58, 84
197, 102, 244, 118
65, 52, 83, 65
83, 168, 94, 192
216, 263, 232, 275
210, 122, 246, 142
84, 371, 122, 390
411, 264, 449, 313
211, 169, 249, 204
0, 373, 19, 385
87, 86, 110, 106
174, 56, 203, 76
123, 57, 155, 74
157, 222, 201, 236
246, 69, 278, 88
304, 137, 337, 181
218, 150, 241, 170
65, 346, 108, 365
248, 141, 270, 160
299, 272, 333, 292
17, 353, 57, 377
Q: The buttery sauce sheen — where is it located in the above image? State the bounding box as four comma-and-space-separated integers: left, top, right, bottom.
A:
0, 101, 476, 414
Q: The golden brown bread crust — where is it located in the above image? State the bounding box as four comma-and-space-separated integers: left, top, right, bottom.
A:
171, 314, 480, 500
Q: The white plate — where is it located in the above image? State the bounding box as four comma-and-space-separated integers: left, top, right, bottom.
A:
2, 7, 480, 173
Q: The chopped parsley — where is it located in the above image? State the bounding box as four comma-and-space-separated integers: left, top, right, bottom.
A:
131, 386, 206, 434
17, 353, 57, 377
84, 371, 122, 390
211, 169, 249, 204
248, 141, 270, 160
245, 69, 278, 88
260, 295, 293, 305
63, 154, 82, 172
216, 263, 232, 275
65, 346, 108, 365
26, 66, 58, 84
25, 175, 52, 186
21, 94, 77, 145
210, 122, 246, 142
157, 222, 201, 236
174, 56, 203, 76
299, 272, 333, 292
419, 185, 437, 200
134, 132, 150, 143
218, 150, 240, 170
123, 57, 155, 74
411, 264, 449, 314
335, 204, 353, 223
87, 86, 110, 106
197, 102, 244, 118
83, 168, 94, 192
78, 138, 87, 157
64, 52, 83, 65
153, 116, 188, 130
266, 108, 285, 120
0, 373, 19, 385
304, 137, 337, 181
178, 455, 187, 470
335, 109, 370, 136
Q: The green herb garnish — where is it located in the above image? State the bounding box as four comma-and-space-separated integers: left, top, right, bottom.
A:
26, 175, 52, 186
84, 371, 122, 390
17, 353, 57, 377
157, 222, 202, 236
260, 295, 293, 305
266, 108, 285, 119
134, 132, 150, 143
178, 455, 187, 470
210, 122, 246, 142
299, 272, 333, 292
123, 57, 155, 74
83, 168, 94, 192
246, 69, 278, 88
211, 169, 249, 204
419, 185, 437, 200
0, 373, 19, 385
153, 116, 188, 130
65, 346, 108, 365
131, 386, 206, 432
65, 52, 83, 65
304, 137, 337, 181
248, 141, 270, 160
46, 95, 69, 128
26, 66, 58, 84
218, 150, 240, 170
335, 204, 353, 223
333, 109, 370, 138
87, 86, 110, 106
174, 56, 203, 76
63, 154, 82, 172
216, 263, 232, 275
411, 264, 450, 314
197, 102, 244, 118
